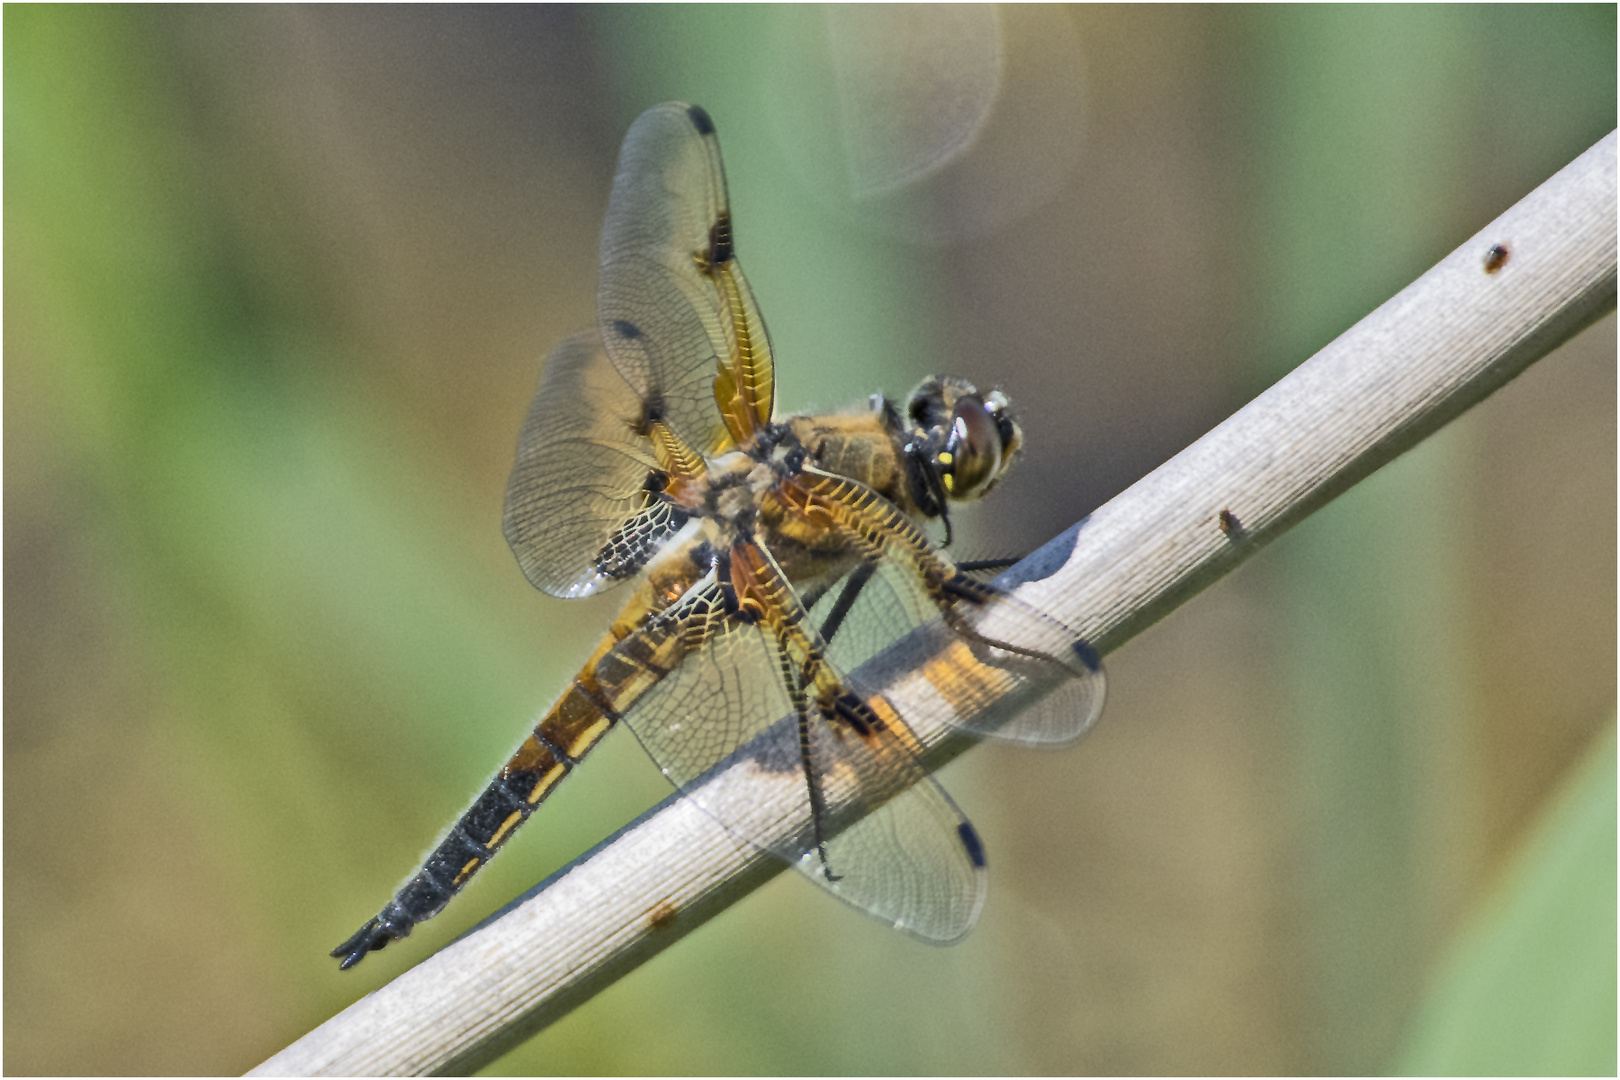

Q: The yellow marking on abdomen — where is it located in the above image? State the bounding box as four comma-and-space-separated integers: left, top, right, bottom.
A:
488, 810, 526, 849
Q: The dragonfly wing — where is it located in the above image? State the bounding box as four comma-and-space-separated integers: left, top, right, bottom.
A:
507, 103, 777, 598
503, 331, 690, 598
598, 102, 774, 452
615, 546, 986, 942
945, 572, 1107, 744
825, 557, 1105, 746
791, 704, 987, 943
797, 468, 1106, 745
609, 574, 803, 833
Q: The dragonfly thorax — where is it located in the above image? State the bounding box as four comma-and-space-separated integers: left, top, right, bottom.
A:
680, 450, 761, 531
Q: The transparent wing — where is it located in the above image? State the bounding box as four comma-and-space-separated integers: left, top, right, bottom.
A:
796, 467, 1106, 745
813, 557, 1105, 746
946, 573, 1107, 743
502, 331, 690, 598
598, 102, 775, 453
618, 544, 985, 943
504, 103, 777, 598
790, 703, 987, 943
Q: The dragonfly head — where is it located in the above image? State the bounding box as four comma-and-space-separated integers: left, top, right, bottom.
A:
905, 376, 1023, 504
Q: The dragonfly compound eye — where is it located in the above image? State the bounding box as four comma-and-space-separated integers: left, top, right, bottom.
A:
943, 394, 1015, 500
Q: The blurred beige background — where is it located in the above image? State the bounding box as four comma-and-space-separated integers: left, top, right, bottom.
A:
6, 6, 1614, 1075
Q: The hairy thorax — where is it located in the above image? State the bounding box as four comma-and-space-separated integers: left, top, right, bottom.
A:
641, 404, 916, 611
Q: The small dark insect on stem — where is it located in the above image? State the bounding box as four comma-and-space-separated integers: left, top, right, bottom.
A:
1484, 243, 1511, 273
646, 899, 678, 932
1217, 508, 1244, 537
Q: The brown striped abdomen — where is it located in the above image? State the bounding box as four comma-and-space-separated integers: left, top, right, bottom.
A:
331, 570, 695, 969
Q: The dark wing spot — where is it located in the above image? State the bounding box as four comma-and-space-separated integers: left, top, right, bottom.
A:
686, 104, 715, 135
957, 822, 987, 869
633, 397, 666, 436
707, 215, 734, 267
610, 318, 644, 340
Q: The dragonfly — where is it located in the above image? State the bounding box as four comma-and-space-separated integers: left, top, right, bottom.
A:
333, 102, 1105, 970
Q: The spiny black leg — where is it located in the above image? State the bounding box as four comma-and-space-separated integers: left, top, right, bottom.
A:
763, 594, 840, 880
940, 573, 1079, 668
798, 700, 839, 882
955, 556, 1022, 575
777, 642, 840, 882
817, 561, 875, 647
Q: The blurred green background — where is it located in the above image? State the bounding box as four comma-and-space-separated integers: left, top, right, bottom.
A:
6, 6, 1614, 1075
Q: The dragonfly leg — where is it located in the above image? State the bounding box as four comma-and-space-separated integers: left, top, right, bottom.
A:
779, 645, 840, 882
954, 556, 1022, 574
815, 561, 876, 646
798, 702, 840, 882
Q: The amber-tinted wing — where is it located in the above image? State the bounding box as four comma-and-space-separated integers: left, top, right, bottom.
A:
503, 331, 695, 598
615, 541, 987, 943
505, 103, 776, 598
597, 102, 775, 453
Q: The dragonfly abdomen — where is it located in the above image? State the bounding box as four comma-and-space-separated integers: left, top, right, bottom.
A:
332, 664, 624, 969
